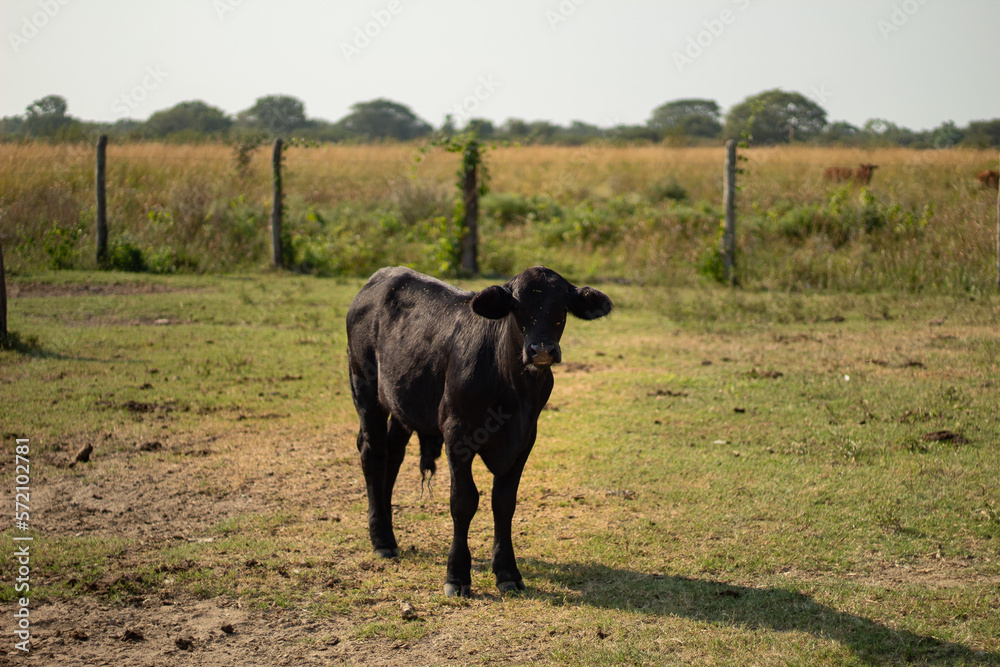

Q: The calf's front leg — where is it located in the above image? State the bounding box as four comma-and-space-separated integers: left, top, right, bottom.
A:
444, 450, 478, 597
490, 448, 531, 593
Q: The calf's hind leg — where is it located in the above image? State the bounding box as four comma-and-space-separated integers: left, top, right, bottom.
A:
355, 401, 404, 558
379, 416, 412, 554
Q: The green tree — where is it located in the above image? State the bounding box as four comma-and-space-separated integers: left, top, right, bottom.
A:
553, 121, 604, 146
817, 121, 862, 145
0, 115, 25, 138
931, 120, 963, 148
23, 95, 75, 137
337, 98, 432, 141
501, 118, 530, 139
465, 118, 495, 138
648, 98, 722, 138
27, 94, 68, 117
610, 124, 660, 143
724, 89, 827, 144
238, 95, 308, 134
526, 121, 560, 143
861, 118, 921, 147
961, 119, 1000, 148
440, 114, 458, 137
144, 101, 232, 139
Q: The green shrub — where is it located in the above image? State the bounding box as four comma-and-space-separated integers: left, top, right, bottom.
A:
482, 192, 532, 225
482, 192, 564, 226
42, 222, 84, 269
145, 247, 181, 274
858, 187, 887, 233
290, 235, 337, 275
696, 245, 726, 284
646, 177, 688, 202
571, 204, 619, 245
105, 236, 147, 272
418, 215, 463, 276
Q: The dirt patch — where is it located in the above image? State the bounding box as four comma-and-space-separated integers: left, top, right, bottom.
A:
13, 596, 348, 666
8, 282, 200, 298
783, 559, 1000, 591
27, 426, 362, 544
13, 594, 557, 666
7, 420, 578, 665
922, 430, 968, 444
859, 560, 998, 590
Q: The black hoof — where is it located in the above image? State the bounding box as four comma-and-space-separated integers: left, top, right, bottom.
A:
375, 547, 400, 558
497, 579, 526, 594
444, 582, 471, 598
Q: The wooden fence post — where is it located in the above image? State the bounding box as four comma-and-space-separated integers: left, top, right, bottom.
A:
722, 139, 737, 286
0, 236, 7, 346
271, 138, 283, 268
996, 152, 999, 291
460, 138, 479, 275
95, 134, 108, 266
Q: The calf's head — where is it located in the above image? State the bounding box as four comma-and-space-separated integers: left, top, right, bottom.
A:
470, 266, 612, 367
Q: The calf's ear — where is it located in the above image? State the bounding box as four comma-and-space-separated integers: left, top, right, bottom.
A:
471, 285, 515, 319
569, 286, 612, 320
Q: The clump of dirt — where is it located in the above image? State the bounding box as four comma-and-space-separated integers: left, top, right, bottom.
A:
922, 430, 968, 444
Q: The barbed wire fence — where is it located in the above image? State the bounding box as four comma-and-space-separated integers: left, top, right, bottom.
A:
3, 137, 998, 291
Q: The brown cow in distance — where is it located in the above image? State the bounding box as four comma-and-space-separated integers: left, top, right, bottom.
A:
978, 169, 999, 190
823, 166, 854, 182
854, 163, 878, 185
824, 163, 878, 186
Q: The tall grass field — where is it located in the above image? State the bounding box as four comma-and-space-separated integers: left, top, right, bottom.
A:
2, 142, 998, 291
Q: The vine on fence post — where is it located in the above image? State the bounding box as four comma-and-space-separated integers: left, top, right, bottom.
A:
413, 130, 491, 276
460, 138, 481, 275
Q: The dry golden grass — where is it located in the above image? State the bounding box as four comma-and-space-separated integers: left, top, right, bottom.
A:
4, 141, 995, 202
1, 141, 997, 290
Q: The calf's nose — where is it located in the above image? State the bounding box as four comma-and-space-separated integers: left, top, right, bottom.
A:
529, 342, 559, 365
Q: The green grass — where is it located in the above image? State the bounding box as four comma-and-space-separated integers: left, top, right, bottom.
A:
1, 271, 999, 664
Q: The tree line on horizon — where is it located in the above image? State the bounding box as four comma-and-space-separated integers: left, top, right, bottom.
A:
3, 89, 999, 149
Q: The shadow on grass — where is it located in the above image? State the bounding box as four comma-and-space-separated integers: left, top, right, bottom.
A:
522, 559, 997, 665
0, 330, 42, 354
1, 332, 139, 363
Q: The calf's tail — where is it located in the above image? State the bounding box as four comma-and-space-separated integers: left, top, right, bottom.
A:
418, 434, 443, 493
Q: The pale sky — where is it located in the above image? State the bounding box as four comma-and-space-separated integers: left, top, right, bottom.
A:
2, 0, 998, 132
